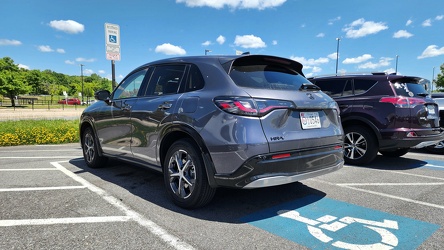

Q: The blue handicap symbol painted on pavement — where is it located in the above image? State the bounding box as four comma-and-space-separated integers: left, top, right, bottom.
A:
241, 195, 439, 249
421, 159, 444, 170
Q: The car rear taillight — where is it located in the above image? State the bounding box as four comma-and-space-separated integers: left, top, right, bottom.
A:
214, 97, 295, 117
379, 96, 425, 108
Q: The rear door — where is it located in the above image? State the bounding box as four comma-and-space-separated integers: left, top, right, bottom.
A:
130, 64, 187, 166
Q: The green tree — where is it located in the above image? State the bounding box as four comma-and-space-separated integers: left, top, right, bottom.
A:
26, 69, 42, 94
435, 64, 444, 91
0, 57, 31, 107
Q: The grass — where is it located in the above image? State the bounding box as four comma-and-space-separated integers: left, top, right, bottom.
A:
0, 119, 79, 146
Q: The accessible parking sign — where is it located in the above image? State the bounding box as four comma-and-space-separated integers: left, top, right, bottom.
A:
241, 195, 439, 249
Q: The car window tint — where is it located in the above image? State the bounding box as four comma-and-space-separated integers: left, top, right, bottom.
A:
229, 64, 308, 90
314, 79, 350, 97
185, 64, 205, 92
354, 79, 377, 95
113, 69, 148, 99
392, 79, 428, 97
145, 65, 186, 96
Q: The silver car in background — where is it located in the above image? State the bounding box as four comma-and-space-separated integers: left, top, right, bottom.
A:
79, 55, 344, 208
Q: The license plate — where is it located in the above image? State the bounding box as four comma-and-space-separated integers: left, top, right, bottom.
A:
427, 105, 436, 116
300, 112, 321, 129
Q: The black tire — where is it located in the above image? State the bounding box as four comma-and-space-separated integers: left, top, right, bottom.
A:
82, 127, 108, 168
163, 139, 216, 209
425, 140, 444, 154
343, 126, 378, 165
379, 148, 410, 157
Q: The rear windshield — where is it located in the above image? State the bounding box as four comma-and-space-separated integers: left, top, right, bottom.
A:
391, 78, 429, 98
229, 64, 310, 90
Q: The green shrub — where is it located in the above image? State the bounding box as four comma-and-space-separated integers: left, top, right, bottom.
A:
0, 120, 79, 146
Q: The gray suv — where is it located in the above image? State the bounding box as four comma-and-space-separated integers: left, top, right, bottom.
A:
80, 55, 344, 208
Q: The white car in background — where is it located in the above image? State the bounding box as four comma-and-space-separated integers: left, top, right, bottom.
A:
426, 93, 444, 154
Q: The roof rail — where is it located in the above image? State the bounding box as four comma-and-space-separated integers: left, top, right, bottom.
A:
309, 72, 393, 79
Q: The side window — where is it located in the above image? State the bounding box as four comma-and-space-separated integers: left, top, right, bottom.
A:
354, 79, 377, 95
185, 64, 205, 92
315, 79, 350, 97
113, 69, 148, 99
145, 65, 186, 96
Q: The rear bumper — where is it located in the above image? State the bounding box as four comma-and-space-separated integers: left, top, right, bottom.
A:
379, 128, 444, 149
212, 144, 344, 188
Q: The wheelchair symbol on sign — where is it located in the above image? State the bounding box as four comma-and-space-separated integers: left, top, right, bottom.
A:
278, 210, 399, 250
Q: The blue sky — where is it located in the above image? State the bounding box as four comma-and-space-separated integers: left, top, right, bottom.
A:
1, 0, 444, 86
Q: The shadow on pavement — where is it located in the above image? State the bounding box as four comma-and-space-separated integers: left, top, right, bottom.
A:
68, 158, 326, 223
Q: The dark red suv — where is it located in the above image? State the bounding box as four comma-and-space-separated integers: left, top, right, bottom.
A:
309, 73, 444, 165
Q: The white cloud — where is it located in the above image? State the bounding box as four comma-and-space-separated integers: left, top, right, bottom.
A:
406, 19, 413, 26
65, 60, 75, 65
417, 45, 444, 59
422, 19, 432, 27
18, 64, 29, 70
216, 35, 226, 45
155, 43, 186, 55
436, 15, 444, 21
328, 16, 341, 25
176, 0, 287, 10
290, 56, 329, 66
49, 20, 84, 34
272, 40, 278, 45
38, 45, 66, 53
328, 52, 337, 60
202, 40, 212, 46
311, 66, 322, 73
357, 57, 392, 69
393, 30, 413, 38
234, 35, 266, 49
98, 70, 105, 74
76, 57, 96, 63
38, 45, 53, 52
342, 18, 388, 38
343, 54, 373, 64
316, 33, 325, 38
84, 69, 94, 75
0, 39, 22, 46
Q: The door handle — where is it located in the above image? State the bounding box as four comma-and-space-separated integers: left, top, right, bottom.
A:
122, 104, 132, 111
158, 102, 172, 110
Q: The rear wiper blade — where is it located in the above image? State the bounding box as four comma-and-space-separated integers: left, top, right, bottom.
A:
417, 93, 429, 97
300, 83, 320, 91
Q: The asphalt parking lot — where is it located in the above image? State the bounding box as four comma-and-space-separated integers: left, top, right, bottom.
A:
0, 144, 443, 249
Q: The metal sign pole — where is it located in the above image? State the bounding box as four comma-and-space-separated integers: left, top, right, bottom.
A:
112, 60, 116, 89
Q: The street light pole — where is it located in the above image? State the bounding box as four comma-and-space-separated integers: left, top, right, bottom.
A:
395, 55, 399, 74
335, 38, 340, 75
432, 66, 435, 92
80, 64, 84, 104
205, 49, 211, 55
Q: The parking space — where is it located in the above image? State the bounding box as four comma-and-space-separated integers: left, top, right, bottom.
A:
0, 144, 443, 249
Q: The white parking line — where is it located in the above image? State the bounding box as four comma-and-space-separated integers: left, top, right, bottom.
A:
51, 161, 196, 250
0, 156, 82, 159
0, 216, 131, 227
338, 185, 444, 210
338, 182, 444, 186
0, 168, 58, 171
0, 186, 85, 192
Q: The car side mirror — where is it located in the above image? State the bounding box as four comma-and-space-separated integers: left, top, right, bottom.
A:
94, 90, 111, 101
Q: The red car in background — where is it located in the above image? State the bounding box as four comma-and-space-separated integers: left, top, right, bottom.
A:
58, 98, 81, 105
